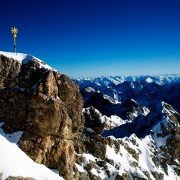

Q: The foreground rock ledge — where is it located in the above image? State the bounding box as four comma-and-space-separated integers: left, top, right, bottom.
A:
0, 54, 84, 180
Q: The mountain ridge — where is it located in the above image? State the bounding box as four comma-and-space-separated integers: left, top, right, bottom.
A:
74, 74, 180, 87
74, 74, 180, 179
0, 51, 179, 180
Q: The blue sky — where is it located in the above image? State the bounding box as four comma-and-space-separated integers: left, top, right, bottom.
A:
0, 0, 180, 77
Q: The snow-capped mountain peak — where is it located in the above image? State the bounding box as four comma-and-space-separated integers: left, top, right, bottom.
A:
0, 51, 55, 70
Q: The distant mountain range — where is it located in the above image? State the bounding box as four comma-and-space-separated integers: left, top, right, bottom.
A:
75, 74, 180, 87
73, 74, 180, 179
74, 74, 180, 111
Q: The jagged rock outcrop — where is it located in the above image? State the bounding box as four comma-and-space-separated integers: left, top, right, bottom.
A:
0, 171, 35, 179
0, 53, 84, 180
5, 176, 35, 180
73, 76, 180, 180
73, 102, 180, 180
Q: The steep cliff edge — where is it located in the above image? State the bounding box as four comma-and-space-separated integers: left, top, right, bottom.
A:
0, 52, 84, 180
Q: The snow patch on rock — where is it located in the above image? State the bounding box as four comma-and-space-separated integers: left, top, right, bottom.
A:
0, 121, 63, 179
0, 51, 55, 71
0, 134, 63, 180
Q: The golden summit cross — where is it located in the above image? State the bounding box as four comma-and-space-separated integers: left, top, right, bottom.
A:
11, 27, 18, 53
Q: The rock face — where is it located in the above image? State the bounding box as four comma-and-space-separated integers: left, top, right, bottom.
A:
0, 53, 84, 180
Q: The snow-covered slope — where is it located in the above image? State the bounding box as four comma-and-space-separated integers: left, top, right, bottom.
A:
74, 75, 180, 180
0, 135, 63, 180
77, 102, 180, 180
0, 123, 63, 180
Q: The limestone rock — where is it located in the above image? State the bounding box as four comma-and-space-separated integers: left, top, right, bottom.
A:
0, 54, 84, 180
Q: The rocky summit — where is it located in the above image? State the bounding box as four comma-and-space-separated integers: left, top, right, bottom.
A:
0, 51, 179, 180
0, 52, 83, 180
